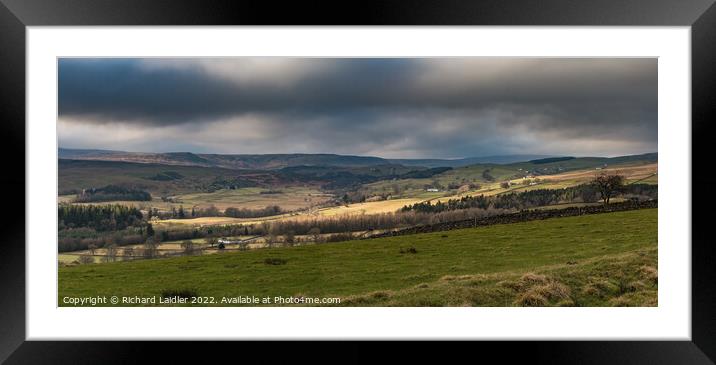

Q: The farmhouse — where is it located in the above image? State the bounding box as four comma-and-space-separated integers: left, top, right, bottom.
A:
426, 188, 440, 192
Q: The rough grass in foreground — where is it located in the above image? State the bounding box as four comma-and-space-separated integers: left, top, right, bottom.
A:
340, 248, 657, 307
58, 209, 657, 306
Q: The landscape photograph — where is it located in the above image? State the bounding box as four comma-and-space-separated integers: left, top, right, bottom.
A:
57, 57, 658, 307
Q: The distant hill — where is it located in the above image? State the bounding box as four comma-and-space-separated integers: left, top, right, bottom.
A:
200, 153, 389, 169
58, 148, 557, 170
58, 150, 656, 196
57, 157, 447, 194
442, 152, 658, 183
59, 148, 214, 167
389, 155, 556, 168
59, 148, 393, 169
528, 157, 576, 164
58, 148, 127, 159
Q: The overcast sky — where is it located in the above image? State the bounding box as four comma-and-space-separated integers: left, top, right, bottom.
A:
58, 58, 657, 159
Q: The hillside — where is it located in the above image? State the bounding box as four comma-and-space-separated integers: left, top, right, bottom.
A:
59, 148, 569, 170
60, 148, 396, 169
58, 159, 271, 196
359, 153, 657, 199
58, 208, 657, 307
449, 152, 658, 181
59, 151, 657, 208
58, 159, 435, 196
388, 155, 555, 168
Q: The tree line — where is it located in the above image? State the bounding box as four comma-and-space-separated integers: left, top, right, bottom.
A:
73, 185, 152, 203
58, 219, 252, 252
149, 204, 284, 219
257, 206, 513, 237
58, 204, 143, 231
401, 182, 657, 214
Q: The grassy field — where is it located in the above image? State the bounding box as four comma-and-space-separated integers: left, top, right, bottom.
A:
362, 162, 657, 203
152, 197, 430, 228
58, 237, 214, 264
58, 208, 657, 306
313, 198, 428, 217
342, 246, 657, 307
173, 187, 332, 211
61, 186, 330, 212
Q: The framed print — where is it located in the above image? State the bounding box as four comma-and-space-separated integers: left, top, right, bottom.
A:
2, 0, 716, 362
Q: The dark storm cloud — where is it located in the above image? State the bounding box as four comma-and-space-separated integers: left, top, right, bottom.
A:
58, 58, 657, 158
59, 58, 426, 124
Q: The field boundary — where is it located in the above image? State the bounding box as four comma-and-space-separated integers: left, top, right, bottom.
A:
366, 200, 657, 239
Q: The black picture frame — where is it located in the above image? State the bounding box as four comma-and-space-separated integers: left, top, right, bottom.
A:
1, 0, 715, 363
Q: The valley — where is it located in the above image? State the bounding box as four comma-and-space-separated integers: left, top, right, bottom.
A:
57, 149, 658, 306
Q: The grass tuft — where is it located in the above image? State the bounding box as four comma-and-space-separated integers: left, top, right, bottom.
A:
441, 275, 473, 282
264, 258, 287, 266
639, 265, 658, 283
515, 292, 548, 306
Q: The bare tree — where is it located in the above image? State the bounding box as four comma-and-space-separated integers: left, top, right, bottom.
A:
591, 172, 625, 205
87, 243, 97, 256
78, 255, 94, 264
265, 234, 276, 248
123, 247, 135, 260
205, 237, 218, 248
105, 244, 118, 262
284, 231, 295, 247
181, 240, 196, 255
144, 237, 159, 258
391, 183, 402, 195
308, 227, 322, 243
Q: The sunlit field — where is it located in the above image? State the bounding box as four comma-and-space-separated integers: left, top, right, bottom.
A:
59, 209, 657, 307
